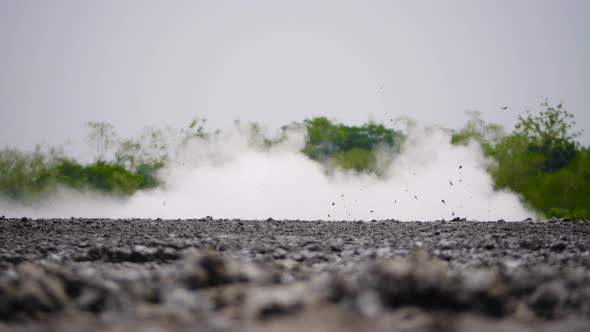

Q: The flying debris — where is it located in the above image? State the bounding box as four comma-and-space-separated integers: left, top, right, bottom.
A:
459, 165, 463, 169
414, 196, 418, 200
501, 106, 509, 110
332, 202, 335, 206
449, 181, 453, 186
162, 200, 166, 206
328, 214, 331, 218
370, 210, 374, 213
441, 200, 446, 204
394, 200, 397, 204
452, 212, 455, 216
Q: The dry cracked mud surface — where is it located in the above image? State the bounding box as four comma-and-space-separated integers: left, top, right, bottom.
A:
1, 217, 590, 332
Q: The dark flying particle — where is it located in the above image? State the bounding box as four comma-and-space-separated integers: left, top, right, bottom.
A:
370, 210, 374, 213
414, 195, 418, 200
441, 200, 446, 204
459, 165, 463, 169
449, 181, 453, 186
163, 200, 166, 206
332, 202, 335, 206
452, 212, 455, 216
394, 200, 397, 204
501, 106, 508, 110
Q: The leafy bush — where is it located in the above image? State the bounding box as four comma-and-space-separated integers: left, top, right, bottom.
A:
332, 148, 376, 172
302, 117, 403, 172
0, 150, 162, 200
0, 147, 60, 200
57, 160, 148, 194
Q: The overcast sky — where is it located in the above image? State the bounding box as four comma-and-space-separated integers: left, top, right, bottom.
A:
1, 0, 589, 158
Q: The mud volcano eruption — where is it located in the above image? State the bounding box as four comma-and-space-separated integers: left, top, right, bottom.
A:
2, 1, 590, 331
2, 104, 590, 332
1, 114, 590, 332
1, 125, 534, 221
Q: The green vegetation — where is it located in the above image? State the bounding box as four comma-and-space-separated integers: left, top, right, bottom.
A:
452, 101, 589, 218
302, 117, 403, 172
0, 149, 161, 201
56, 159, 160, 194
0, 122, 165, 201
1, 102, 588, 219
0, 146, 61, 200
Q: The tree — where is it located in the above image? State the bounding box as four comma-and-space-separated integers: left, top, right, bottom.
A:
485, 100, 589, 218
86, 122, 117, 162
515, 100, 581, 172
114, 139, 141, 169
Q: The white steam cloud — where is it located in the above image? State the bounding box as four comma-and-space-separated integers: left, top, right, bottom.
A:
0, 126, 535, 221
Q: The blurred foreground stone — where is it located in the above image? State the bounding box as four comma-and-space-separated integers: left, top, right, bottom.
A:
0, 218, 589, 331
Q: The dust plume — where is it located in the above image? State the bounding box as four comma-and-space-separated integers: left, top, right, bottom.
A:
0, 125, 535, 221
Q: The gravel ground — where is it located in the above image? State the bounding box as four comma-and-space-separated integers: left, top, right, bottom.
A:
1, 217, 589, 332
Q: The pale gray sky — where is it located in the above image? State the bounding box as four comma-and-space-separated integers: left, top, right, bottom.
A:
1, 0, 589, 158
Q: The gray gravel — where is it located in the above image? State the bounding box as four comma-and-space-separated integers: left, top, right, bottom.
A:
0, 217, 589, 331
